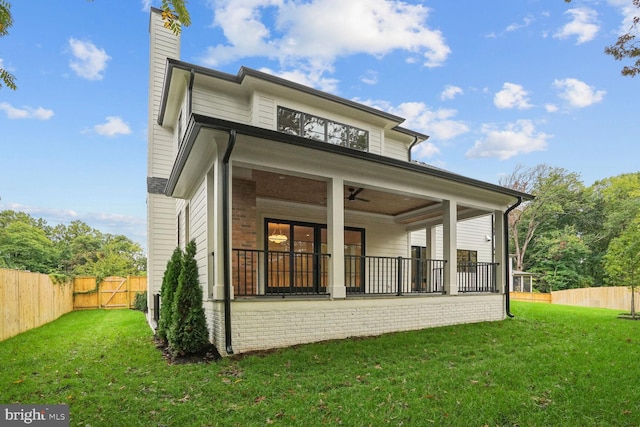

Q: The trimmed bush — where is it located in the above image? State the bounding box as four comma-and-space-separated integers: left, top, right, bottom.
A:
155, 247, 182, 342
133, 291, 148, 312
168, 240, 210, 356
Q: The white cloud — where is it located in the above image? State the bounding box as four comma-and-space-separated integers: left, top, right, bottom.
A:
494, 82, 533, 110
553, 8, 599, 44
140, 0, 153, 11
412, 140, 440, 159
466, 120, 550, 160
0, 102, 54, 120
259, 63, 340, 93
385, 101, 469, 141
93, 116, 132, 137
360, 70, 378, 85
201, 0, 450, 90
606, 0, 640, 36
440, 85, 463, 101
545, 104, 559, 113
553, 78, 606, 108
506, 15, 534, 32
68, 38, 111, 80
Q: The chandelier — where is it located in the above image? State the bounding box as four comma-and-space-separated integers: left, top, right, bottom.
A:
268, 226, 288, 244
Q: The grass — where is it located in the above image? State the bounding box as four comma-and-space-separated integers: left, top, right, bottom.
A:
1, 303, 640, 426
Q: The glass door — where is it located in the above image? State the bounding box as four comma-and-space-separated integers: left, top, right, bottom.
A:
265, 219, 363, 294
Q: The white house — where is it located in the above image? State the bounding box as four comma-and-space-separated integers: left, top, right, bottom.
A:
146, 9, 533, 356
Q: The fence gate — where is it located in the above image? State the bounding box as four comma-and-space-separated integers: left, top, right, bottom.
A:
73, 276, 147, 310
100, 277, 128, 309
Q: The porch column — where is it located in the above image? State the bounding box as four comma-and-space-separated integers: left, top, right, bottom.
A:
494, 209, 506, 293
327, 178, 346, 299
210, 156, 228, 301
443, 199, 458, 295
426, 225, 437, 259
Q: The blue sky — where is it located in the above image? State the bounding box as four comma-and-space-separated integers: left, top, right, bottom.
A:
1, 0, 638, 251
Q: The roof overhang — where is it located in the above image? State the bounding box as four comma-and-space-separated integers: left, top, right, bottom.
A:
165, 114, 534, 211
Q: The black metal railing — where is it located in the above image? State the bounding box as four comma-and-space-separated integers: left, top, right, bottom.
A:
457, 262, 498, 293
345, 255, 446, 295
232, 249, 497, 297
233, 249, 330, 297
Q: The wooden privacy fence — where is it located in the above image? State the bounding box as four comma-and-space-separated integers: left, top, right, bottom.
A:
510, 292, 552, 303
0, 270, 148, 342
73, 276, 147, 310
0, 268, 74, 342
511, 287, 640, 311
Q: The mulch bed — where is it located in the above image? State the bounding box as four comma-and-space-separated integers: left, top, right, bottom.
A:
154, 337, 222, 364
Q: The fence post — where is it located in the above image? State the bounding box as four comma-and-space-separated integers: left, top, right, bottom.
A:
397, 256, 403, 296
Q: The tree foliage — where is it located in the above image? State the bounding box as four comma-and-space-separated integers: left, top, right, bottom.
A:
567, 0, 640, 77
604, 215, 640, 316
0, 0, 16, 90
502, 166, 640, 293
167, 240, 210, 357
156, 247, 182, 343
500, 164, 584, 272
0, 210, 145, 279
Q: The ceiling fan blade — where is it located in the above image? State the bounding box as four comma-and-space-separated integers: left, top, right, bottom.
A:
356, 197, 370, 202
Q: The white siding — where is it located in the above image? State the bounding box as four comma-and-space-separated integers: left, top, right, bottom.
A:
148, 10, 179, 178
411, 215, 494, 262
147, 9, 180, 323
147, 194, 176, 321
192, 87, 250, 123
383, 136, 409, 162
190, 175, 209, 299
252, 92, 276, 129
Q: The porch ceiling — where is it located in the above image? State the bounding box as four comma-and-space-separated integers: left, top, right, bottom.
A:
245, 169, 483, 225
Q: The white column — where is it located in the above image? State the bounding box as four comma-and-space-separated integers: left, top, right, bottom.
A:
210, 156, 228, 301
493, 209, 506, 293
327, 178, 346, 299
443, 199, 458, 295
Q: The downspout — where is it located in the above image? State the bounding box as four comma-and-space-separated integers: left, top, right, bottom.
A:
187, 69, 195, 115
504, 196, 522, 318
222, 130, 237, 354
408, 136, 420, 162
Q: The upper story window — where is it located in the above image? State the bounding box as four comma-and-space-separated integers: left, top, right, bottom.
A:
277, 106, 369, 152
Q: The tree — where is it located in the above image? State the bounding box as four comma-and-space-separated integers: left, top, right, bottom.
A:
604, 216, 640, 318
579, 173, 640, 285
500, 164, 584, 272
73, 234, 146, 281
0, 0, 190, 90
0, 221, 58, 273
529, 226, 592, 292
0, 0, 16, 90
156, 247, 182, 343
167, 240, 209, 357
567, 0, 640, 77
160, 0, 191, 35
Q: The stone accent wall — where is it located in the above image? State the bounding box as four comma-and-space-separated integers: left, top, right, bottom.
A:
209, 294, 504, 356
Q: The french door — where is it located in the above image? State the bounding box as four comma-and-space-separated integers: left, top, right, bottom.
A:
265, 219, 364, 294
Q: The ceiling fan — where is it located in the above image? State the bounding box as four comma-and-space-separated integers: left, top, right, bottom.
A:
346, 187, 370, 202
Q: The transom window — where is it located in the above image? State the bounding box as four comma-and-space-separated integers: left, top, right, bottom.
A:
277, 106, 369, 152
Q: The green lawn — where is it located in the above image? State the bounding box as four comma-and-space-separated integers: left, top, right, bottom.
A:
1, 302, 639, 426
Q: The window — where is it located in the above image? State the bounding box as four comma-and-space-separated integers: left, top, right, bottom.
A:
277, 106, 369, 152
457, 249, 477, 273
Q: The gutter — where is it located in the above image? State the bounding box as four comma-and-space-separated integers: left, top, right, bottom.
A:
408, 136, 419, 163
504, 196, 522, 318
222, 130, 237, 355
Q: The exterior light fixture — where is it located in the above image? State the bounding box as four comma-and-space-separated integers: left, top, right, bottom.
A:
268, 226, 288, 244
